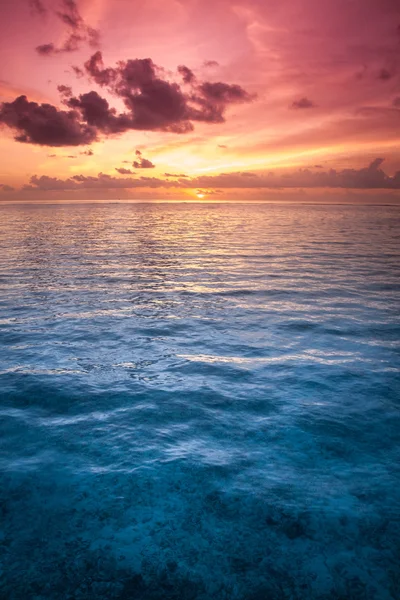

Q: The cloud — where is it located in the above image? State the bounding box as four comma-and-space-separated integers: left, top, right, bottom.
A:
36, 0, 100, 56
291, 97, 316, 109
21, 159, 400, 192
203, 60, 219, 68
199, 82, 252, 104
164, 173, 188, 177
29, 0, 47, 16
1, 54, 253, 146
84, 51, 117, 87
178, 65, 196, 84
132, 150, 155, 168
393, 97, 400, 107
80, 148, 93, 155
25, 172, 175, 191
72, 66, 85, 79
377, 68, 394, 81
57, 84, 73, 100
37, 43, 57, 56
116, 167, 135, 174
0, 184, 14, 192
67, 91, 133, 133
83, 52, 254, 131
189, 159, 400, 189
0, 95, 97, 146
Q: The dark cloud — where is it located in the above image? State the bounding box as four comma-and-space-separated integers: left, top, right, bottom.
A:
83, 52, 254, 131
36, 0, 100, 56
29, 0, 47, 16
0, 95, 97, 146
377, 68, 393, 81
80, 148, 93, 155
189, 159, 399, 189
58, 84, 73, 100
133, 150, 155, 168
368, 157, 385, 171
116, 167, 135, 175
2, 54, 253, 146
199, 82, 252, 104
291, 97, 316, 109
56, 0, 82, 29
164, 173, 188, 177
67, 91, 133, 133
0, 184, 14, 192
393, 97, 400, 107
178, 65, 196, 84
26, 172, 176, 191
72, 65, 85, 78
84, 51, 117, 86
22, 159, 400, 192
37, 43, 56, 56
203, 60, 219, 68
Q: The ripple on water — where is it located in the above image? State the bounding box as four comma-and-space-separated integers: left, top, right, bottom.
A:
0, 202, 399, 599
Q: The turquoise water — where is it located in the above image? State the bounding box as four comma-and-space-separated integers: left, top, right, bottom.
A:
0, 202, 399, 599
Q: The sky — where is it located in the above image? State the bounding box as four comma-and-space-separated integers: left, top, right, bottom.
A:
0, 0, 399, 201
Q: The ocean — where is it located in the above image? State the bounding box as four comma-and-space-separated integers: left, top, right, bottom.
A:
0, 202, 399, 599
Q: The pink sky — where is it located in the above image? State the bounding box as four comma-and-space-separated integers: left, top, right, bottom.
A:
0, 0, 399, 200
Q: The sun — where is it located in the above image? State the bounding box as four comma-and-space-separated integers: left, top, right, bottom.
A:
196, 191, 205, 199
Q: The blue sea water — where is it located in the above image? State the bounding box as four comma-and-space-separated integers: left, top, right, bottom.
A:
0, 201, 399, 599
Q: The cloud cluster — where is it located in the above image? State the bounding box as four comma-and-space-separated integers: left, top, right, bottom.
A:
115, 167, 135, 175
24, 173, 176, 191
0, 52, 253, 146
35, 0, 100, 55
29, 0, 47, 17
81, 52, 253, 132
0, 95, 96, 146
133, 150, 155, 169
20, 159, 400, 192
0, 183, 14, 192
291, 97, 316, 109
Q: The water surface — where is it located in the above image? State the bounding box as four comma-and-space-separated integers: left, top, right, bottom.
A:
0, 202, 399, 599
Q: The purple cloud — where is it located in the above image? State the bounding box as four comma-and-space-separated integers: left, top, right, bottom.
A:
178, 65, 196, 84
164, 173, 188, 177
36, 0, 100, 56
377, 68, 393, 81
22, 159, 400, 192
29, 0, 47, 16
133, 151, 155, 169
116, 167, 135, 174
1, 54, 253, 146
291, 97, 316, 109
0, 95, 97, 146
84, 52, 254, 131
67, 91, 133, 133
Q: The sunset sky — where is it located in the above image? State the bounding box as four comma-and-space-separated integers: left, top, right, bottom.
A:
0, 0, 399, 201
